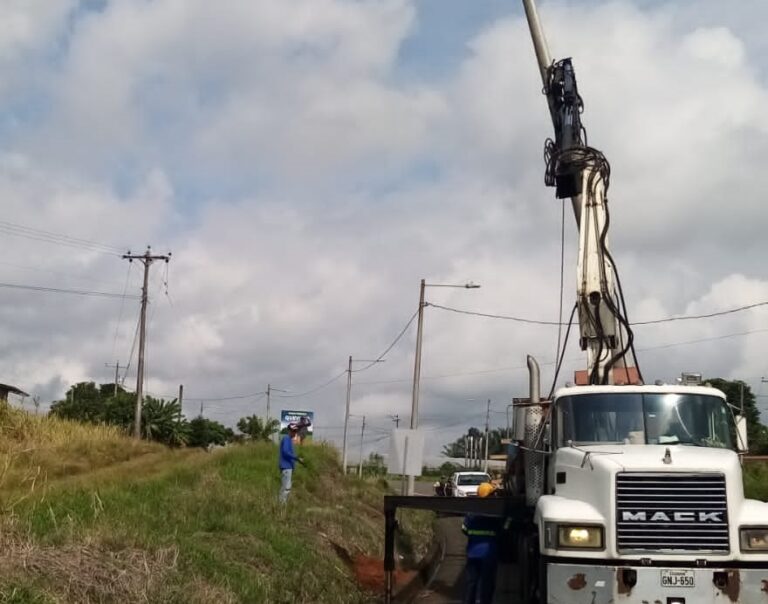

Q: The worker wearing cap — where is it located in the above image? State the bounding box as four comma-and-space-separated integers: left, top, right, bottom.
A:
279, 423, 304, 504
462, 482, 507, 604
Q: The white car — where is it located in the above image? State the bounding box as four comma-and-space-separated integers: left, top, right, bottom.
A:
449, 471, 491, 497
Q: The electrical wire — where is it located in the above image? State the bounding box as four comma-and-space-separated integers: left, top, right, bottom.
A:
272, 371, 348, 399
0, 281, 140, 299
0, 220, 124, 255
554, 198, 566, 365
110, 263, 133, 362
427, 299, 768, 328
352, 307, 420, 373
548, 303, 578, 400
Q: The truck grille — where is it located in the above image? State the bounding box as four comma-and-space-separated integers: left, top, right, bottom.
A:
616, 472, 729, 553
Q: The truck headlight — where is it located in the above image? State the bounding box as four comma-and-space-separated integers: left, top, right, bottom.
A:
456, 489, 466, 497
545, 523, 604, 550
740, 527, 768, 551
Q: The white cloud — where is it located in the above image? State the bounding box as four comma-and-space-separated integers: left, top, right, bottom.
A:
0, 0, 767, 453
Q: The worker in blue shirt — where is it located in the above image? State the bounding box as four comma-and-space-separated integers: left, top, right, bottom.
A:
279, 423, 304, 504
462, 482, 508, 604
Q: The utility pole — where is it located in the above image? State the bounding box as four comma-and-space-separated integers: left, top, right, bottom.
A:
407, 279, 480, 494
123, 247, 171, 438
390, 414, 400, 428
343, 357, 353, 474
178, 384, 184, 407
199, 401, 204, 417
483, 399, 491, 473
464, 435, 468, 467
407, 279, 427, 495
358, 416, 366, 477
342, 356, 384, 474
105, 361, 125, 397
740, 382, 745, 415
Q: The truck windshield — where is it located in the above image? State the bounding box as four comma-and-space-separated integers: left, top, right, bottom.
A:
556, 393, 733, 449
457, 474, 491, 486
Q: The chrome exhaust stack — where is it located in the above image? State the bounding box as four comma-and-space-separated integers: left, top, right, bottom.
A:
523, 355, 546, 505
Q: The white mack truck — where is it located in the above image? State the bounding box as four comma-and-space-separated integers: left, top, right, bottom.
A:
513, 1, 768, 602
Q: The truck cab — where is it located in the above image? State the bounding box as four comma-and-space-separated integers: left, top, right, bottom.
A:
531, 384, 768, 603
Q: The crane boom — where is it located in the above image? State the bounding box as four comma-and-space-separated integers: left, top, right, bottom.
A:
521, 0, 638, 385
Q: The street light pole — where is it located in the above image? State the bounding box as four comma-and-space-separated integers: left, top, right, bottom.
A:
342, 356, 353, 474
407, 279, 427, 495
406, 279, 480, 495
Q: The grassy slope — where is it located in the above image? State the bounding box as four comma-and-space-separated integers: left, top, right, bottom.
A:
0, 405, 431, 604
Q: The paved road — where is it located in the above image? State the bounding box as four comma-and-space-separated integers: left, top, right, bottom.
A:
415, 516, 520, 603
389, 481, 520, 603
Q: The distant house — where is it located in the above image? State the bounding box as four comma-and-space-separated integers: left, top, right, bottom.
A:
0, 383, 29, 402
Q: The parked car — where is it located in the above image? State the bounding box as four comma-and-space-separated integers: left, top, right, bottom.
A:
448, 471, 492, 497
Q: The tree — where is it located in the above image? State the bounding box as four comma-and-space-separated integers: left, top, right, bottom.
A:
236, 415, 279, 441
706, 378, 768, 454
187, 416, 234, 448
50, 382, 192, 447
142, 397, 189, 447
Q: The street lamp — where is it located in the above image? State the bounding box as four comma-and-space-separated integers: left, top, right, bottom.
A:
407, 279, 481, 495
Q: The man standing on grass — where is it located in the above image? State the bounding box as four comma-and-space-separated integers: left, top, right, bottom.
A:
279, 423, 304, 504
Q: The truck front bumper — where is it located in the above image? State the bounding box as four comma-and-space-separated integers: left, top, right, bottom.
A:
547, 562, 768, 603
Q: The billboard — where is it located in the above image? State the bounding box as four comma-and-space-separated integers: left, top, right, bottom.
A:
280, 410, 314, 441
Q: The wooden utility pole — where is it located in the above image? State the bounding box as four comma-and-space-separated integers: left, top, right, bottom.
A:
122, 247, 171, 438
105, 361, 125, 397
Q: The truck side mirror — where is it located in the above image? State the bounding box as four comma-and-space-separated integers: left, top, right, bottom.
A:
735, 415, 748, 453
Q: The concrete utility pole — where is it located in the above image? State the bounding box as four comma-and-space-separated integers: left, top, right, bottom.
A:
483, 399, 491, 473
265, 384, 287, 443
178, 384, 184, 408
407, 279, 480, 494
358, 416, 366, 477
105, 361, 125, 397
123, 247, 171, 439
464, 435, 468, 467
342, 356, 384, 474
343, 356, 353, 474
740, 382, 745, 414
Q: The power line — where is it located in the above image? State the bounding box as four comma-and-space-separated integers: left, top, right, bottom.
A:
111, 263, 134, 362
352, 307, 420, 373
0, 281, 140, 299
274, 371, 348, 399
0, 219, 124, 255
427, 299, 768, 327
633, 301, 768, 325
351, 326, 768, 387
426, 302, 561, 326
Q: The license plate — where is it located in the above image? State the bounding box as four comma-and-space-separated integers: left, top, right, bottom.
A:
660, 569, 695, 588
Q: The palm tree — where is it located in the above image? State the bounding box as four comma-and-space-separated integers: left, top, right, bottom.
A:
237, 415, 280, 441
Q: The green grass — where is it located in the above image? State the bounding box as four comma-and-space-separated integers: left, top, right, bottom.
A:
744, 461, 768, 501
0, 438, 430, 603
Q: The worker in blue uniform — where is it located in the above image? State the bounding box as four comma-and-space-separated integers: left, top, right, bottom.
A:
462, 482, 508, 604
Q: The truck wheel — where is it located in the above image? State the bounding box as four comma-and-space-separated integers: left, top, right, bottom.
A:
518, 532, 541, 604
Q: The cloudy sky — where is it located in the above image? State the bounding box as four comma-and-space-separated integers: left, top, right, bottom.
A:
2, 0, 768, 458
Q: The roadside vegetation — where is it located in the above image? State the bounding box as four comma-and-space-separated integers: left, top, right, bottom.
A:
744, 462, 768, 501
0, 403, 432, 603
